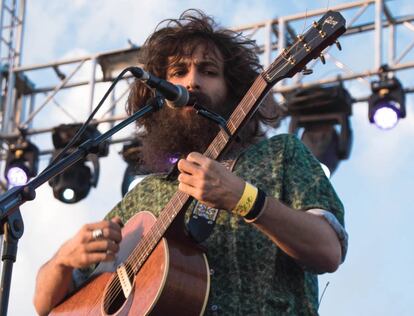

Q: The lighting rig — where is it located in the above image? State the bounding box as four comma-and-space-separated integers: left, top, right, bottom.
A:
368, 73, 406, 130
286, 83, 353, 177
4, 137, 39, 187
48, 123, 109, 203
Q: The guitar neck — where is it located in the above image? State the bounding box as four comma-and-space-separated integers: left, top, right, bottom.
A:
204, 75, 269, 160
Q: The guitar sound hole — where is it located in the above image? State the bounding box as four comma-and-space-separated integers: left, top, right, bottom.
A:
103, 276, 127, 315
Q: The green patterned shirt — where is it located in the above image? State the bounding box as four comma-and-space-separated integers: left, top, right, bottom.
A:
103, 133, 345, 315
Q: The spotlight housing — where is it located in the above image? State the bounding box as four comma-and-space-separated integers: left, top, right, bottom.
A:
49, 157, 93, 203
286, 83, 353, 176
5, 140, 39, 187
48, 123, 109, 203
368, 77, 406, 130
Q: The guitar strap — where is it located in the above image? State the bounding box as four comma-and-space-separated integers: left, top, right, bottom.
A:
187, 157, 239, 243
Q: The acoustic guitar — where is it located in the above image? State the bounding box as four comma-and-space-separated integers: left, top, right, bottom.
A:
50, 10, 346, 316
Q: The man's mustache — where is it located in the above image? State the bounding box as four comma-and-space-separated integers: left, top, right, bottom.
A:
187, 91, 213, 109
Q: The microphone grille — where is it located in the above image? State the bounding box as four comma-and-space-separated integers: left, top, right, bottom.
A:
169, 85, 189, 108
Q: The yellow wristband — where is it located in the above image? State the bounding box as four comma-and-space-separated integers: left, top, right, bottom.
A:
232, 182, 258, 217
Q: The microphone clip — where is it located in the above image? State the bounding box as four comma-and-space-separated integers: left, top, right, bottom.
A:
148, 93, 166, 111
193, 103, 232, 138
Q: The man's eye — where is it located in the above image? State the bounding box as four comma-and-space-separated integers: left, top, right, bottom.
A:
204, 70, 218, 76
170, 70, 186, 77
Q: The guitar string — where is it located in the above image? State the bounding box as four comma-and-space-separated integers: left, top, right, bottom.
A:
101, 22, 338, 308
102, 193, 191, 308
99, 195, 184, 304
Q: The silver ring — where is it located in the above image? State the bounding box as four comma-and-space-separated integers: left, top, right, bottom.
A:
92, 228, 104, 240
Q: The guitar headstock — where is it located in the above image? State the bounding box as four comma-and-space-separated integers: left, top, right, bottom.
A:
263, 10, 346, 83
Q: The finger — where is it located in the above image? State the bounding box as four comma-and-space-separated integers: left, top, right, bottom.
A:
102, 220, 122, 231
79, 252, 116, 267
186, 152, 206, 165
83, 220, 110, 237
187, 153, 217, 173
82, 221, 121, 244
86, 240, 120, 254
95, 220, 122, 234
106, 227, 122, 244
177, 158, 200, 175
178, 182, 201, 200
177, 172, 198, 187
111, 216, 124, 228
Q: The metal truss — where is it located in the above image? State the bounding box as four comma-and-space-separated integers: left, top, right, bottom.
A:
0, 0, 25, 134
0, 0, 414, 177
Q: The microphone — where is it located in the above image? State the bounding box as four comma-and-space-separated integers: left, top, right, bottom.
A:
130, 67, 189, 108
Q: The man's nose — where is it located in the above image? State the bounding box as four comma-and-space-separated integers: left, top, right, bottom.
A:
185, 69, 201, 91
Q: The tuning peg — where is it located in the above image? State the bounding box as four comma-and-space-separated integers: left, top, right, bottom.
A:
318, 30, 326, 38
282, 47, 290, 58
319, 53, 326, 64
302, 67, 313, 75
335, 40, 342, 51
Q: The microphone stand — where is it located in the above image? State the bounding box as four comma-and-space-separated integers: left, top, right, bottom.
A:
0, 95, 165, 316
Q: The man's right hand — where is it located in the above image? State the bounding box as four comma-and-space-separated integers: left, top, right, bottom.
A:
33, 217, 123, 316
54, 216, 123, 269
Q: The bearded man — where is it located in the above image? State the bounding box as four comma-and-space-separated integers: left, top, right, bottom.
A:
34, 10, 347, 316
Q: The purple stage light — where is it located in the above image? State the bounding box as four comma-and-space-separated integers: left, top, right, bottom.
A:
368, 77, 406, 130
371, 101, 400, 130
6, 166, 29, 187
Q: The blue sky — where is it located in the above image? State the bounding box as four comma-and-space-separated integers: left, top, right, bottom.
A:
6, 1, 414, 315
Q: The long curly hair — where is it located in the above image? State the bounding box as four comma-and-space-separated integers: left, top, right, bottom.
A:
127, 9, 281, 144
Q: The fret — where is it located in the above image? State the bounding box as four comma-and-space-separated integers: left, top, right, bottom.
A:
227, 120, 236, 134
210, 143, 220, 158
218, 129, 230, 143
248, 90, 258, 102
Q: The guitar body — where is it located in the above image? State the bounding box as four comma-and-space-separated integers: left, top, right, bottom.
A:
50, 211, 210, 316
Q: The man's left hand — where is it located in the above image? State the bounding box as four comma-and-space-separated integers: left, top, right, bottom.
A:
177, 152, 245, 211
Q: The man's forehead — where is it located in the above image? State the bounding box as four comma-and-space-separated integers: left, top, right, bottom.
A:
167, 45, 223, 67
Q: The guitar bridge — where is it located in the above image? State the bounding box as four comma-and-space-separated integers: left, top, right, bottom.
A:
117, 264, 133, 298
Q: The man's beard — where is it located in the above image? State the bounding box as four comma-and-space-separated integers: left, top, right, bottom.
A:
139, 91, 234, 173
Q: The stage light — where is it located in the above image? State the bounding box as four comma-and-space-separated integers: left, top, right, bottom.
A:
6, 167, 28, 186
121, 139, 149, 196
5, 139, 39, 187
49, 157, 94, 203
48, 123, 109, 203
368, 77, 405, 130
286, 83, 353, 176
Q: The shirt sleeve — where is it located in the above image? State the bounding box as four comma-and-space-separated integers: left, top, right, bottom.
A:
306, 208, 348, 262
281, 135, 347, 262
